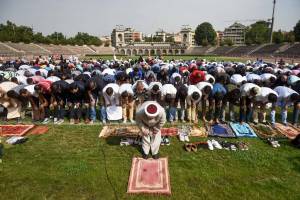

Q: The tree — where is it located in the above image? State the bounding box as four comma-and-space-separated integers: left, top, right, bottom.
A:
224, 38, 233, 46
284, 31, 295, 43
294, 20, 300, 42
272, 30, 284, 44
245, 21, 270, 44
194, 22, 216, 46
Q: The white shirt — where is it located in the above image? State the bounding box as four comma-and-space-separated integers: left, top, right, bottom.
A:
230, 74, 246, 85
205, 74, 215, 84
187, 85, 202, 105
260, 73, 276, 81
119, 83, 134, 95
102, 68, 115, 76
46, 76, 61, 82
161, 84, 177, 98
16, 75, 28, 85
148, 82, 162, 91
274, 86, 298, 100
196, 82, 213, 91
255, 87, 278, 103
240, 83, 261, 97
246, 73, 261, 82
102, 83, 120, 105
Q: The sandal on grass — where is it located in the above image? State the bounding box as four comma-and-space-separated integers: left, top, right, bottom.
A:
185, 143, 192, 152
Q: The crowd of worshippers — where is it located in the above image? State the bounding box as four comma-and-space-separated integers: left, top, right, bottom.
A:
1, 56, 300, 126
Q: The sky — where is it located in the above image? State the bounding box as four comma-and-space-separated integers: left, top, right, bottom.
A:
0, 0, 299, 37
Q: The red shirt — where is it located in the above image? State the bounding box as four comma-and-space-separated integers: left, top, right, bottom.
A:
189, 70, 206, 85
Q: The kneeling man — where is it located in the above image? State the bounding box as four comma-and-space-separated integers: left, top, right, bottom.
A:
136, 101, 166, 159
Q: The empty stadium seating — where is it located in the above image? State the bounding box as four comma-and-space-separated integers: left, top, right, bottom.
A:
276, 43, 300, 58
226, 45, 261, 56
5, 42, 50, 55
0, 43, 20, 57
89, 46, 114, 55
250, 44, 284, 56
208, 46, 235, 55
185, 46, 210, 55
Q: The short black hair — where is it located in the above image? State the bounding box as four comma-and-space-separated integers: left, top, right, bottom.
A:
191, 92, 200, 101
290, 93, 299, 102
268, 93, 277, 103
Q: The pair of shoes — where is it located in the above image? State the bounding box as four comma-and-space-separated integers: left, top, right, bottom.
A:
57, 119, 64, 124
102, 120, 107, 124
267, 138, 280, 148
152, 154, 159, 159
220, 141, 237, 151
123, 119, 127, 123
237, 142, 249, 150
70, 119, 75, 124
179, 133, 189, 142
54, 118, 58, 124
42, 118, 50, 124
75, 119, 80, 124
129, 119, 135, 123
120, 138, 134, 146
161, 136, 170, 146
207, 139, 222, 150
134, 136, 142, 145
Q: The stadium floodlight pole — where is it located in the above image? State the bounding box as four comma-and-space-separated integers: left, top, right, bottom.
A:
270, 0, 276, 44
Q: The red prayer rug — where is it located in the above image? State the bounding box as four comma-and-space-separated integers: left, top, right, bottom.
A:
0, 125, 34, 137
127, 157, 171, 195
274, 123, 299, 139
27, 126, 49, 135
161, 128, 178, 136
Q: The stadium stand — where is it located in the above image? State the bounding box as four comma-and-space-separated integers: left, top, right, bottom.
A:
276, 43, 300, 58
185, 46, 211, 55
226, 45, 261, 56
250, 44, 284, 56
38, 44, 74, 55
0, 42, 20, 57
89, 45, 115, 55
66, 45, 96, 55
4, 42, 50, 55
208, 46, 235, 55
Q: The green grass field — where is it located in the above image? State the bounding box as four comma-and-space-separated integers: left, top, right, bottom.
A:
84, 55, 248, 62
0, 124, 299, 200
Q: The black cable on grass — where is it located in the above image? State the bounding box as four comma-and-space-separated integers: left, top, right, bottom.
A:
99, 141, 119, 200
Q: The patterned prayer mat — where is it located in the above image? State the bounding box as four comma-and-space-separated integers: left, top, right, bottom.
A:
127, 157, 171, 195
161, 128, 178, 136
249, 123, 286, 139
208, 123, 236, 138
27, 126, 49, 135
0, 125, 34, 137
273, 123, 300, 139
99, 126, 186, 138
189, 126, 208, 137
229, 122, 257, 138
99, 125, 140, 138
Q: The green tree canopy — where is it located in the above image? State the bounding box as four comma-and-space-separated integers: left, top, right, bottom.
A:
245, 21, 270, 44
0, 21, 102, 46
272, 30, 284, 44
194, 22, 216, 46
294, 20, 300, 42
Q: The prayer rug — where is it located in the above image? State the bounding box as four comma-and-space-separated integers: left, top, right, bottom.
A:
189, 126, 208, 137
229, 122, 257, 137
127, 157, 171, 195
27, 126, 49, 135
161, 128, 178, 136
273, 123, 299, 139
0, 125, 34, 137
249, 123, 286, 139
99, 125, 140, 138
208, 123, 236, 138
